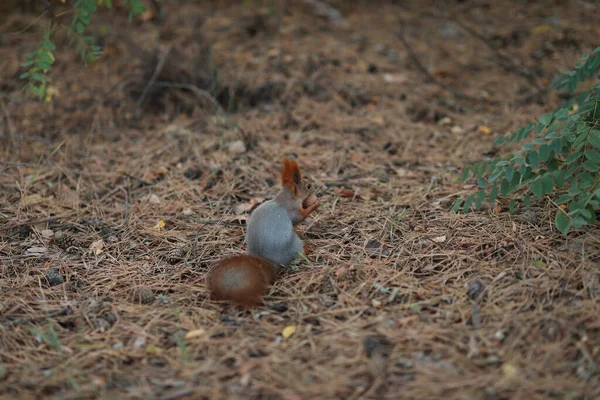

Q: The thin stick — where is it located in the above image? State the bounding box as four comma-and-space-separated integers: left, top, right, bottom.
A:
136, 45, 172, 110
395, 26, 480, 103
153, 81, 224, 113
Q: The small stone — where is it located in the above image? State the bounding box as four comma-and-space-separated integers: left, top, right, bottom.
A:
373, 169, 389, 183
466, 278, 487, 302
183, 166, 203, 180
44, 269, 64, 287
228, 140, 247, 154
134, 288, 154, 304
451, 125, 464, 134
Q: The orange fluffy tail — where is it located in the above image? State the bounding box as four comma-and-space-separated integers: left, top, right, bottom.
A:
281, 158, 301, 195
208, 255, 277, 307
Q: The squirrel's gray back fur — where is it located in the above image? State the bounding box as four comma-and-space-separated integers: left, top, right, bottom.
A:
246, 200, 302, 266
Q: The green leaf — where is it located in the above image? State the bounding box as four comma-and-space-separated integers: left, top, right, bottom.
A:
77, 22, 85, 34
37, 62, 52, 71
555, 108, 569, 120
21, 60, 35, 67
555, 210, 571, 235
19, 72, 30, 79
523, 195, 531, 208
565, 164, 579, 179
578, 172, 594, 189
500, 178, 510, 196
530, 179, 543, 197
38, 52, 54, 64
452, 198, 463, 213
569, 178, 581, 195
564, 152, 582, 164
584, 149, 600, 163
475, 190, 486, 210
461, 167, 470, 182
509, 199, 517, 215
589, 130, 600, 149
539, 113, 553, 126
43, 40, 56, 51
462, 195, 474, 213
556, 194, 573, 205
489, 185, 498, 204
488, 168, 504, 183
553, 170, 566, 188
505, 165, 514, 183
538, 144, 550, 161
541, 174, 554, 195
527, 151, 540, 168
582, 160, 598, 172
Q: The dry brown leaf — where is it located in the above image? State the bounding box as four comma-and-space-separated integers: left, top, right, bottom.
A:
89, 239, 105, 256
282, 326, 296, 339
21, 194, 44, 206
185, 329, 207, 340
152, 220, 166, 231
478, 125, 492, 135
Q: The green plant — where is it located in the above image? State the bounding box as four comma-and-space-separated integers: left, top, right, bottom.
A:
28, 323, 62, 352
454, 46, 600, 235
19, 0, 147, 99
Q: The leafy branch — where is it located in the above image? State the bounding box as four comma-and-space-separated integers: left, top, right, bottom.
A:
454, 47, 600, 235
19, 0, 147, 98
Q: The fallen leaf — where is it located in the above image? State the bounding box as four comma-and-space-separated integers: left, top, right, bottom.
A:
138, 10, 155, 22
382, 73, 407, 84
24, 246, 47, 255
228, 140, 247, 154
478, 125, 491, 135
438, 117, 453, 126
152, 220, 166, 231
184, 329, 207, 340
41, 229, 54, 238
501, 362, 519, 378
282, 325, 296, 339
89, 239, 105, 255
234, 202, 254, 215
451, 125, 464, 134
44, 86, 60, 102
351, 152, 365, 164
21, 194, 44, 206
432, 235, 447, 243
132, 336, 147, 349
530, 24, 551, 35
148, 194, 161, 204
493, 205, 502, 215
337, 188, 355, 198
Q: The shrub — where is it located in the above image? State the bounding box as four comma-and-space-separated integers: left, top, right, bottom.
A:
454, 47, 600, 235
19, 0, 147, 99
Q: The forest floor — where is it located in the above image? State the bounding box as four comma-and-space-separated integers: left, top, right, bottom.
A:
1, 1, 600, 399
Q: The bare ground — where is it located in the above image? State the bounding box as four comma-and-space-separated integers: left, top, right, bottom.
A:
1, 1, 600, 399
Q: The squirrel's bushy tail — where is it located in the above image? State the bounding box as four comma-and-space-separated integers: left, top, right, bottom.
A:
208, 255, 277, 307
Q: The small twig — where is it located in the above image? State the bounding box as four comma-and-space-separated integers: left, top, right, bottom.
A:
449, 16, 542, 90
515, 86, 550, 105
395, 26, 480, 103
153, 82, 224, 113
0, 98, 18, 159
121, 187, 130, 227
136, 45, 172, 110
124, 173, 153, 187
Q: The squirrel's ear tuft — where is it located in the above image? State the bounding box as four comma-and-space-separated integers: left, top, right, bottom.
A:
281, 158, 301, 194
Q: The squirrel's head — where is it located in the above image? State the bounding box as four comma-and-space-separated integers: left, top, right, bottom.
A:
281, 158, 315, 199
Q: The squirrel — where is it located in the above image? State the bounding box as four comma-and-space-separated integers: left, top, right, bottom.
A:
207, 158, 320, 307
